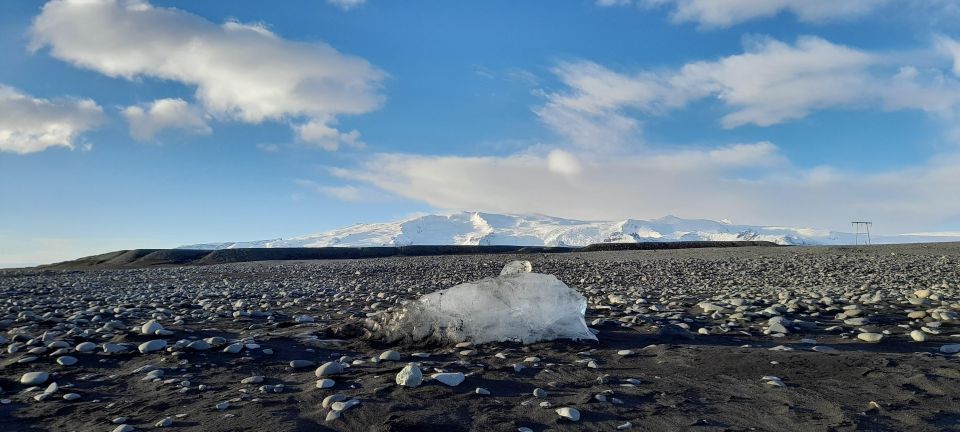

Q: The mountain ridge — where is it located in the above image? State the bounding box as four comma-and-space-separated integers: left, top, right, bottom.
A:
176, 211, 954, 250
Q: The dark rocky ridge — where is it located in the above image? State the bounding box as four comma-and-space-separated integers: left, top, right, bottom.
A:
41, 241, 779, 269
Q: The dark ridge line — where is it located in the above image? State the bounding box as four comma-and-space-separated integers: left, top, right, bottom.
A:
39, 241, 780, 269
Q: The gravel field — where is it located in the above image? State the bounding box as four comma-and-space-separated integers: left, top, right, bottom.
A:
1, 244, 960, 431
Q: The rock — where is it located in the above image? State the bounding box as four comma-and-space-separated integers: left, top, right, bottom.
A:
857, 333, 884, 343
431, 372, 465, 386
103, 343, 128, 354
910, 330, 927, 342
290, 360, 316, 369
915, 289, 931, 298
940, 344, 960, 354
379, 350, 401, 361
331, 399, 360, 412
215, 401, 230, 411
556, 407, 581, 422
20, 371, 49, 385
222, 342, 243, 354
75, 342, 96, 353
187, 340, 211, 351
768, 323, 789, 334
475, 387, 490, 395
56, 356, 78, 366
316, 379, 335, 389
812, 346, 839, 354
138, 340, 167, 353
63, 393, 80, 401
241, 376, 264, 384
617, 350, 635, 356
112, 425, 135, 432
141, 320, 163, 335
315, 362, 344, 377
322, 394, 348, 408
533, 388, 547, 398
155, 417, 173, 427
325, 410, 341, 422
396, 363, 423, 388
144, 369, 164, 380
844, 318, 869, 326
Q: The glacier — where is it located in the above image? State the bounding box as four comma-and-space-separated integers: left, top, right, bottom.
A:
177, 212, 960, 249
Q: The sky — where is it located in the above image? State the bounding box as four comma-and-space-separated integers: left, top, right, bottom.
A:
2, 0, 960, 266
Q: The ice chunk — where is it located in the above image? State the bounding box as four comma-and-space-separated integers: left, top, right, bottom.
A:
371, 266, 596, 344
500, 260, 533, 275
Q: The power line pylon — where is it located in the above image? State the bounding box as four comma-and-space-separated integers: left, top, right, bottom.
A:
852, 221, 872, 246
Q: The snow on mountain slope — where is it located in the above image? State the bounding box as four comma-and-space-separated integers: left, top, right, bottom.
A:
177, 212, 960, 250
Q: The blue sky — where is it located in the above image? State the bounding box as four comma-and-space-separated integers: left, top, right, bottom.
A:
2, 0, 960, 266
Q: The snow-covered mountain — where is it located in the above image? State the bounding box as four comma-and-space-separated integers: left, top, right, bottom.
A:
176, 212, 960, 250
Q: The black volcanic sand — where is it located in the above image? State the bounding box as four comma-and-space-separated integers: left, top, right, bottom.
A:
1, 244, 960, 431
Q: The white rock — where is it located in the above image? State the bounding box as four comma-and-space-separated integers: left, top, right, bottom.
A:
316, 379, 335, 389
215, 401, 230, 411
379, 350, 401, 361
155, 417, 173, 427
396, 363, 423, 388
187, 340, 211, 351
141, 320, 163, 335
315, 362, 344, 377
910, 330, 927, 342
241, 376, 264, 384
138, 340, 167, 353
322, 394, 348, 408
20, 371, 49, 385
75, 342, 96, 353
222, 342, 243, 354
430, 372, 465, 387
857, 333, 883, 343
112, 425, 135, 432
475, 387, 490, 395
331, 399, 360, 412
556, 407, 581, 422
63, 393, 80, 401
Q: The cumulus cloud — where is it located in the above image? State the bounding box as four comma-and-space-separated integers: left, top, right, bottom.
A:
602, 0, 883, 28
333, 143, 960, 233
122, 98, 211, 141
295, 117, 364, 151
30, 0, 384, 149
0, 85, 103, 154
327, 0, 365, 10
537, 36, 960, 148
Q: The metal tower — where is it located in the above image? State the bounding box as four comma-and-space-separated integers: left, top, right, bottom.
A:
852, 221, 872, 246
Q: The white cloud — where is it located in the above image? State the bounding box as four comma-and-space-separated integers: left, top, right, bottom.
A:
0, 84, 103, 154
547, 149, 582, 175
294, 179, 373, 202
327, 0, 365, 10
536, 36, 960, 147
603, 0, 884, 28
334, 144, 960, 233
30, 0, 384, 148
295, 117, 364, 151
122, 98, 211, 141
